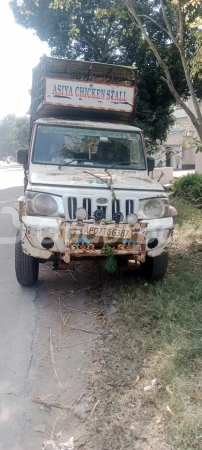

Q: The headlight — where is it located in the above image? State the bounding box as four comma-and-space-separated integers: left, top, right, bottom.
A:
26, 192, 64, 217
76, 208, 87, 220
139, 198, 168, 219
127, 213, 138, 225
34, 194, 58, 215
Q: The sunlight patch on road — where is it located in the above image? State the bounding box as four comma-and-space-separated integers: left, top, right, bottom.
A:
0, 168, 24, 190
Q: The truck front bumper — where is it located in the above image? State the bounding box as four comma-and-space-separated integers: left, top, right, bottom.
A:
20, 215, 173, 263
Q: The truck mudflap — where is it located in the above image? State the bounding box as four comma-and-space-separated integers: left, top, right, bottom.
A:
60, 222, 148, 264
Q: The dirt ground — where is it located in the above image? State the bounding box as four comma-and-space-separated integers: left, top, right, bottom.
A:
2, 184, 201, 450
31, 260, 109, 450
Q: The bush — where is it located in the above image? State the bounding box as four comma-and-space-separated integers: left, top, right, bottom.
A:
172, 172, 202, 205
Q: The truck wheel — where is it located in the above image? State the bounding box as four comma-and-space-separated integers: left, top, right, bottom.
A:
141, 252, 169, 281
15, 240, 39, 286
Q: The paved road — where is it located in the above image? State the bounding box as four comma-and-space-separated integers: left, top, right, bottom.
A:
0, 170, 101, 450
0, 166, 24, 190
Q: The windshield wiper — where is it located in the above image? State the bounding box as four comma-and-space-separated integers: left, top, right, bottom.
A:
109, 161, 139, 169
59, 159, 93, 167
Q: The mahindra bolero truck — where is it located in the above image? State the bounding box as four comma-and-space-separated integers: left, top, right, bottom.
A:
15, 57, 176, 286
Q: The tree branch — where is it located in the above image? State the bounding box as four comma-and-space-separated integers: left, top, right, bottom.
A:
138, 14, 169, 36
160, 76, 168, 84
159, 0, 180, 51
176, 0, 202, 126
178, 0, 184, 48
124, 0, 202, 140
127, 10, 140, 28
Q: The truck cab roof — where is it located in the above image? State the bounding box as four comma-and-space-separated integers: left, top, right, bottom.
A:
34, 118, 142, 133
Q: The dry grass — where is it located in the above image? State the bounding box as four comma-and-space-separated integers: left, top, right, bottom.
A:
86, 199, 202, 450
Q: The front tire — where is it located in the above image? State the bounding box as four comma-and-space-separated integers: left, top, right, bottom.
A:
141, 252, 169, 281
15, 240, 39, 286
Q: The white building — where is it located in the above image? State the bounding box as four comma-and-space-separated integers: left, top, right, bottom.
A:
165, 98, 198, 170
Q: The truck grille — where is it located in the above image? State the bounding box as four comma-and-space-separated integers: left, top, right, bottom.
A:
112, 200, 120, 215
126, 199, 134, 215
68, 197, 77, 219
65, 196, 137, 221
83, 198, 92, 217
68, 197, 92, 219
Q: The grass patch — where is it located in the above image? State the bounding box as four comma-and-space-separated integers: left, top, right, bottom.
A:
172, 172, 202, 205
87, 198, 202, 450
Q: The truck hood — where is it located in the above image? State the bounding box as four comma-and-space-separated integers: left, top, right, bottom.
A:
29, 166, 164, 192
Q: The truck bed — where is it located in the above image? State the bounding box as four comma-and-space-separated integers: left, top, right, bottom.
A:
31, 56, 136, 126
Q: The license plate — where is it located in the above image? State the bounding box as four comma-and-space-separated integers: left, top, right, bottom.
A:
82, 225, 132, 239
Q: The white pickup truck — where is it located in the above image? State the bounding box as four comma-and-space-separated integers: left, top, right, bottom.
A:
15, 57, 176, 286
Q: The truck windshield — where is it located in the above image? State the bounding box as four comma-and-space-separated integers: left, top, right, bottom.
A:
32, 125, 146, 170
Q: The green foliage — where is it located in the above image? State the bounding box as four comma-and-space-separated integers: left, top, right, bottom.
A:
0, 114, 29, 160
193, 137, 202, 153
123, 0, 202, 141
9, 0, 202, 141
9, 0, 191, 143
173, 172, 202, 205
102, 244, 117, 273
13, 116, 30, 148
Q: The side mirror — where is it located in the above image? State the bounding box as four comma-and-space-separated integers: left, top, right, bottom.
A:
17, 148, 28, 165
147, 156, 155, 173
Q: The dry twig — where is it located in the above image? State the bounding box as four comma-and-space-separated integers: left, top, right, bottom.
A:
31, 398, 70, 411
60, 304, 90, 315
41, 301, 56, 309
50, 327, 62, 390
51, 413, 64, 440
54, 340, 92, 349
71, 392, 85, 410
89, 399, 99, 417
53, 353, 70, 360
65, 324, 98, 334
